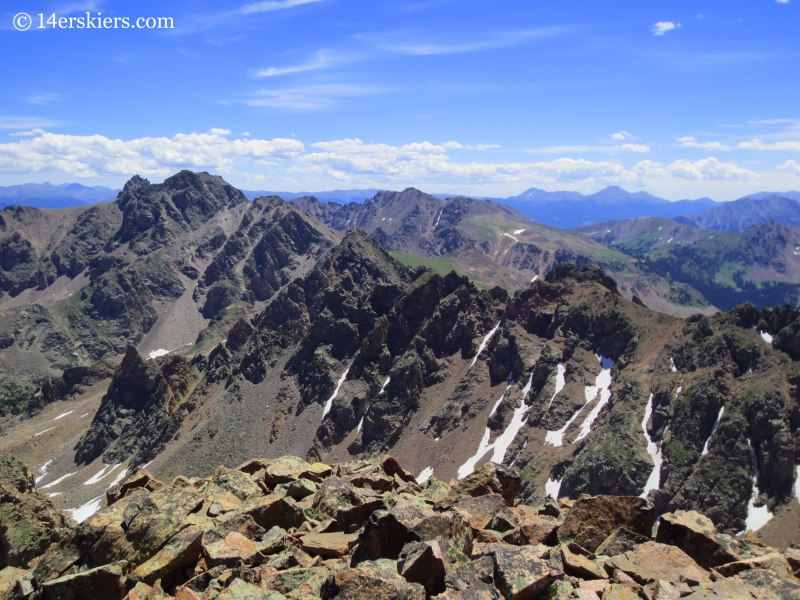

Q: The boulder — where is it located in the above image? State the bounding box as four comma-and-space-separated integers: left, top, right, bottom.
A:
453, 495, 507, 531
352, 506, 435, 564
107, 469, 162, 506
558, 496, 656, 553
239, 494, 305, 531
714, 552, 795, 579
213, 470, 261, 501
204, 532, 260, 567
447, 464, 522, 507
320, 560, 426, 599
595, 528, 650, 557
398, 540, 448, 596
682, 568, 800, 599
654, 511, 742, 569
128, 525, 205, 586
0, 566, 30, 599
485, 544, 563, 600
39, 560, 129, 600
217, 578, 285, 599
561, 545, 605, 580
604, 541, 711, 586
312, 477, 385, 533
301, 532, 358, 559
286, 479, 317, 501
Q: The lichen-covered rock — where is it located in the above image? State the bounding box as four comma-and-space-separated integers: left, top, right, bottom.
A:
320, 560, 426, 599
558, 496, 656, 553
38, 560, 130, 600
0, 454, 74, 570
604, 541, 711, 587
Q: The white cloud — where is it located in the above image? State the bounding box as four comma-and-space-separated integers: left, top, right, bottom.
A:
738, 139, 800, 151
242, 84, 381, 111
240, 0, 324, 14
362, 27, 570, 56
778, 160, 800, 174
9, 129, 46, 137
620, 144, 650, 153
667, 157, 758, 181
776, 0, 790, 4
465, 144, 500, 151
254, 50, 337, 77
678, 136, 731, 151
0, 130, 303, 178
611, 131, 633, 141
208, 128, 232, 135
652, 22, 680, 36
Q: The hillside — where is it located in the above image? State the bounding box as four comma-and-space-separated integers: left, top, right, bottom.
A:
576, 217, 800, 310
675, 195, 800, 232
291, 189, 711, 316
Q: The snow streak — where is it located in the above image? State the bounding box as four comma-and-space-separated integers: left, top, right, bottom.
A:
701, 406, 725, 456
468, 323, 500, 370
322, 366, 350, 419
640, 393, 663, 497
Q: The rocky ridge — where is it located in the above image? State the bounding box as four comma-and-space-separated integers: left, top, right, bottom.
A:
2, 453, 800, 600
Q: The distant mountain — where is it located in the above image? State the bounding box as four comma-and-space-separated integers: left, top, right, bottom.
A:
241, 188, 385, 204
503, 186, 720, 228
744, 191, 800, 202
291, 189, 711, 316
0, 182, 118, 209
575, 216, 800, 310
675, 194, 800, 232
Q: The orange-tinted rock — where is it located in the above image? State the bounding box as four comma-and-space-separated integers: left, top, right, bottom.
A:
604, 541, 711, 586
204, 532, 259, 568
655, 511, 742, 569
301, 532, 358, 559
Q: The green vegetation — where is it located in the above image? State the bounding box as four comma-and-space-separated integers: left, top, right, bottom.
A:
390, 252, 458, 277
0, 377, 35, 416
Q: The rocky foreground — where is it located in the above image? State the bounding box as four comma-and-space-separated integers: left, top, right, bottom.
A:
2, 454, 800, 599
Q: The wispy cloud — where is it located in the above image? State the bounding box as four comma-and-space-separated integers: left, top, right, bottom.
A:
526, 143, 650, 154
611, 131, 634, 141
678, 136, 731, 151
242, 84, 381, 111
738, 139, 800, 151
25, 92, 61, 106
254, 50, 340, 77
652, 22, 680, 36
778, 160, 800, 174
240, 0, 324, 14
361, 27, 572, 56
0, 117, 60, 131
667, 157, 757, 181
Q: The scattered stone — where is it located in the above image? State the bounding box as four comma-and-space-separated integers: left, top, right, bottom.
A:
320, 560, 425, 599
488, 544, 563, 600
714, 552, 795, 579
129, 525, 205, 586
398, 540, 448, 596
39, 560, 130, 600
204, 532, 260, 568
561, 545, 605, 579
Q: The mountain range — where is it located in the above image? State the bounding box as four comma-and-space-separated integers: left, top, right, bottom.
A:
0, 182, 118, 210
1, 170, 800, 558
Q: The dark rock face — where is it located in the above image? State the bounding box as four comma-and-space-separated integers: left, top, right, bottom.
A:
74, 346, 199, 466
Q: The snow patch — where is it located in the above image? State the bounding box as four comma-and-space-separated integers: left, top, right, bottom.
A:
545, 477, 562, 499
743, 439, 773, 532
573, 355, 614, 442
79, 413, 89, 418
434, 210, 443, 228
640, 393, 663, 497
40, 472, 77, 489
66, 496, 104, 524
107, 468, 128, 489
701, 406, 725, 456
457, 386, 531, 480
417, 467, 434, 485
35, 460, 53, 484
502, 233, 519, 243
530, 275, 538, 283
84, 463, 120, 486
546, 364, 566, 408
670, 357, 677, 372
513, 229, 527, 235
795, 465, 800, 504
468, 323, 500, 370
759, 331, 773, 344
378, 377, 390, 395
52, 410, 73, 421
34, 427, 55, 437
48, 492, 62, 498
322, 366, 350, 419
357, 416, 364, 433
148, 349, 170, 359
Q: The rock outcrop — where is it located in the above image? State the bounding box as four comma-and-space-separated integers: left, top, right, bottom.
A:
2, 454, 800, 599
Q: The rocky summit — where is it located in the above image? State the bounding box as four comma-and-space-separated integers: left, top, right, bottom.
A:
3, 170, 800, 596
1, 453, 799, 600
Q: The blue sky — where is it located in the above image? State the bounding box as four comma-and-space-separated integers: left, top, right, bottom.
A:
1, 0, 799, 199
